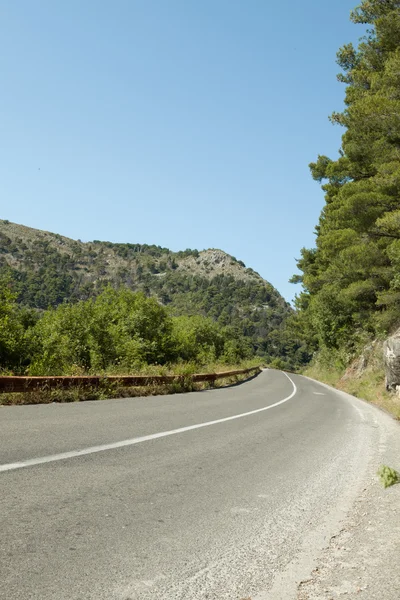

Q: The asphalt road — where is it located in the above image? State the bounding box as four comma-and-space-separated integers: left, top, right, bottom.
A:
0, 369, 389, 600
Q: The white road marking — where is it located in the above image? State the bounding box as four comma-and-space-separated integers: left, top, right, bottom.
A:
313, 392, 326, 396
0, 372, 297, 474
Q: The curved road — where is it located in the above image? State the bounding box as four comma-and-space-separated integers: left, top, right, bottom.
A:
0, 369, 389, 599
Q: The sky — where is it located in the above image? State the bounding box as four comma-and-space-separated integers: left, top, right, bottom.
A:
1, 0, 366, 303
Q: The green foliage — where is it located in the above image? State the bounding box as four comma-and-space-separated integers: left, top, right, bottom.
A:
377, 465, 400, 488
0, 286, 258, 376
0, 222, 301, 367
28, 288, 175, 375
293, 0, 400, 356
155, 272, 296, 363
268, 357, 291, 370
171, 315, 224, 364
0, 274, 28, 371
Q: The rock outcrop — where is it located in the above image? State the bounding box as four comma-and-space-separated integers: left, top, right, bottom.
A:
383, 328, 400, 391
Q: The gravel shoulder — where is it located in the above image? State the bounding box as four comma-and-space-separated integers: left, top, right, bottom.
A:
295, 384, 400, 600
254, 380, 400, 600
297, 394, 400, 600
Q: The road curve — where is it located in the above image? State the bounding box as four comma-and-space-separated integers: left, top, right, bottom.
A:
0, 369, 389, 599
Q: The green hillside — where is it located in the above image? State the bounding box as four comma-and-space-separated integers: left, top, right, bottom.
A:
0, 219, 300, 365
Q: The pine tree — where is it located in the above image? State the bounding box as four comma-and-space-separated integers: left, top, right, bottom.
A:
294, 0, 400, 351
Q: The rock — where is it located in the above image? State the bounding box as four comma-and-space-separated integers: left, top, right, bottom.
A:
341, 341, 378, 383
383, 328, 400, 390
355, 355, 368, 377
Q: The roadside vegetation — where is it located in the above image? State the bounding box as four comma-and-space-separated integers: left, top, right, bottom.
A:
0, 220, 302, 366
303, 342, 400, 419
0, 217, 312, 387
0, 275, 257, 376
0, 273, 263, 403
286, 0, 400, 417
0, 366, 260, 406
377, 464, 400, 488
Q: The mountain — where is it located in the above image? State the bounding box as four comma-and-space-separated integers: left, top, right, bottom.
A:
0, 219, 293, 361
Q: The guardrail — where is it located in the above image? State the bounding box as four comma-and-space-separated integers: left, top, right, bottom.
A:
0, 366, 261, 394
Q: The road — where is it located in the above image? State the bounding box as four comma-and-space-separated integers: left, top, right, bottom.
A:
0, 369, 391, 599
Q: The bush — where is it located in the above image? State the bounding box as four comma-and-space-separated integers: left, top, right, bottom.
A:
377, 465, 400, 489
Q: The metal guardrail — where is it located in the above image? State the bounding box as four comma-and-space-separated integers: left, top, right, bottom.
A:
0, 366, 261, 394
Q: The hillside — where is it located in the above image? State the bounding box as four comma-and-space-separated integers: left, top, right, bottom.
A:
0, 219, 295, 362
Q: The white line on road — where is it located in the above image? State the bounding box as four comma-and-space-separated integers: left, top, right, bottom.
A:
313, 392, 326, 396
0, 372, 297, 474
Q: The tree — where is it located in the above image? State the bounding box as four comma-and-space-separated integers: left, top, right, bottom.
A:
28, 288, 175, 375
293, 0, 400, 352
0, 275, 26, 371
171, 315, 225, 364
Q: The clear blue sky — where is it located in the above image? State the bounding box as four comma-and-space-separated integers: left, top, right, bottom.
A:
1, 1, 365, 302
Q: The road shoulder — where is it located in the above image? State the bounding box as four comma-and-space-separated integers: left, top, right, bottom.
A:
296, 389, 400, 600
254, 379, 400, 600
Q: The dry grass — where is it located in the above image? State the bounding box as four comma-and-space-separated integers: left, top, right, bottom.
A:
303, 362, 343, 389
338, 370, 400, 420
100, 358, 262, 377
304, 343, 400, 420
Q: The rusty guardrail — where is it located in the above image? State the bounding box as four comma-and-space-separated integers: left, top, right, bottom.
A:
0, 366, 261, 394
